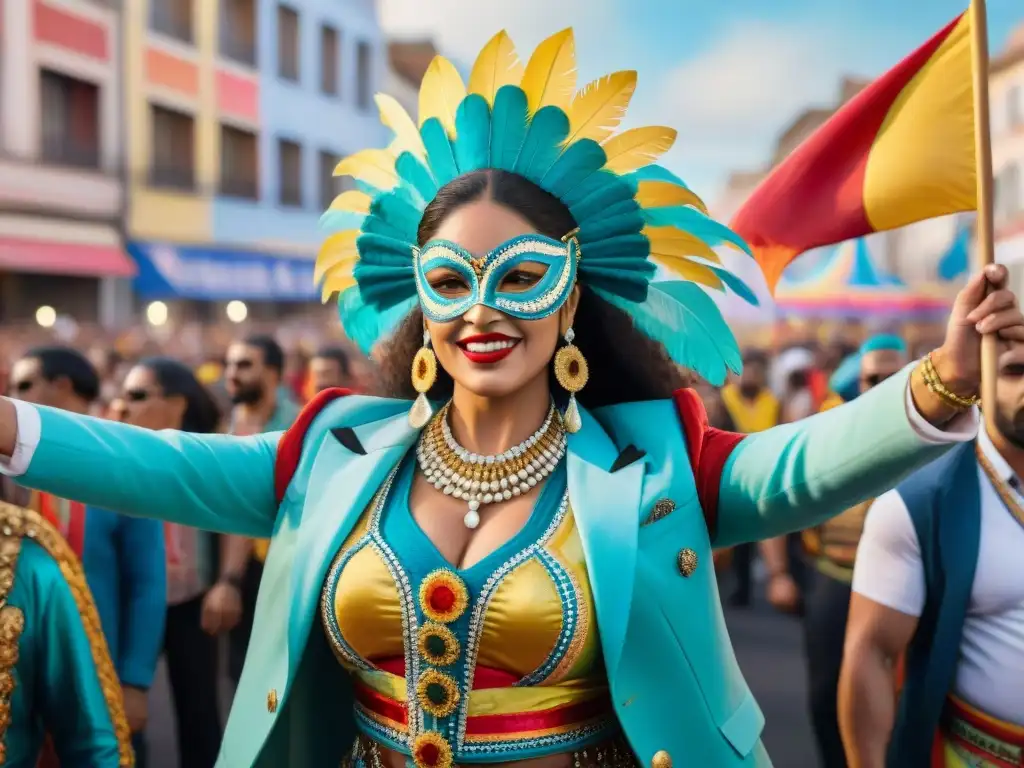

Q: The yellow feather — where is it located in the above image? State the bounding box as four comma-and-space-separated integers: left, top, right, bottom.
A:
320, 272, 358, 303
565, 71, 637, 145
468, 30, 525, 106
652, 257, 723, 290
520, 28, 577, 115
315, 231, 359, 283
374, 93, 426, 159
334, 149, 398, 191
601, 126, 677, 174
645, 225, 721, 264
328, 190, 371, 214
635, 180, 708, 214
418, 56, 467, 135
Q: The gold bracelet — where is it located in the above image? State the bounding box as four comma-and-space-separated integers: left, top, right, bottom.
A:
920, 353, 980, 410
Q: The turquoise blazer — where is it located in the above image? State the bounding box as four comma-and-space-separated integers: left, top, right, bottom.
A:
11, 368, 958, 767
0, 504, 131, 766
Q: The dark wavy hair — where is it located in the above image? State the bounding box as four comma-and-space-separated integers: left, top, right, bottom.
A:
139, 356, 222, 434
375, 169, 685, 408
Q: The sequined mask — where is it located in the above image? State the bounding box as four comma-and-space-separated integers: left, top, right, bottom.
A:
413, 233, 580, 323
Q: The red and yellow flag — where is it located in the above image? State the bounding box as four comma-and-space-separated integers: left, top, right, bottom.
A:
730, 12, 976, 292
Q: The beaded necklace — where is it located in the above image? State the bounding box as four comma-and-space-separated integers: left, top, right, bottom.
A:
415, 402, 567, 529
976, 442, 1024, 533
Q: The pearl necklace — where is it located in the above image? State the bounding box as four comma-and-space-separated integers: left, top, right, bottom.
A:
416, 403, 567, 529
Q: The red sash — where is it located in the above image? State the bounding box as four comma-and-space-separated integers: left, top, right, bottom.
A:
34, 493, 86, 559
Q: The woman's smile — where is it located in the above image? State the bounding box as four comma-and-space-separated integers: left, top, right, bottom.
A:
456, 332, 522, 364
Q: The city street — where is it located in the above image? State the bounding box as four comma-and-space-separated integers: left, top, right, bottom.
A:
142, 588, 819, 767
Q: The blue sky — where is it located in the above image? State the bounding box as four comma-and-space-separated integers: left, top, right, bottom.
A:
379, 0, 1022, 205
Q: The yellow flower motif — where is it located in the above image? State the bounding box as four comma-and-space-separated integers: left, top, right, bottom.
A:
411, 731, 454, 768
418, 622, 461, 667
416, 668, 460, 719
418, 569, 469, 623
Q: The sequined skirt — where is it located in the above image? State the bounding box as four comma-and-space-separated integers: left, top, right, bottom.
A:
341, 734, 640, 768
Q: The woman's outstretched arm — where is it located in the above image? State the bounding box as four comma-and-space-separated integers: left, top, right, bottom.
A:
712, 364, 973, 548
0, 397, 278, 538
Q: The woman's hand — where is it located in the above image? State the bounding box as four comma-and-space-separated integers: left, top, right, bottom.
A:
0, 398, 15, 459
912, 264, 1024, 426
932, 264, 1024, 393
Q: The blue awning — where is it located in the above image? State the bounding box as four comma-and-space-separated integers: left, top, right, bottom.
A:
127, 242, 318, 301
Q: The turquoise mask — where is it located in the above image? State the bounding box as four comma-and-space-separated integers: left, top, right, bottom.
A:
413, 233, 580, 323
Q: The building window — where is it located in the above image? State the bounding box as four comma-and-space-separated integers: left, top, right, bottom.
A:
1009, 86, 1022, 130
279, 139, 302, 206
319, 150, 356, 209
39, 70, 100, 169
277, 5, 300, 82
150, 105, 195, 190
150, 0, 193, 43
321, 25, 339, 95
220, 125, 259, 199
356, 40, 372, 110
220, 0, 257, 66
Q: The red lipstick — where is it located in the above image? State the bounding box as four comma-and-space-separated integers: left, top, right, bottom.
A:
456, 333, 521, 365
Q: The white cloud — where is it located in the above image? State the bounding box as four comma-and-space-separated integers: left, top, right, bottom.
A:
638, 20, 854, 198
377, 0, 614, 65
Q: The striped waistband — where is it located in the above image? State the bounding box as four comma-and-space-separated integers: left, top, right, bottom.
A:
353, 679, 615, 756
941, 694, 1024, 766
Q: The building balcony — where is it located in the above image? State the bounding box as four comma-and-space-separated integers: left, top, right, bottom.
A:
220, 37, 257, 68
0, 155, 121, 220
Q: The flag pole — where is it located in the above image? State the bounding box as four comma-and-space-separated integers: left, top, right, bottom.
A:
969, 0, 997, 432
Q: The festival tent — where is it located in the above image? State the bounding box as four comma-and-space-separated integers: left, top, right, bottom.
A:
773, 238, 950, 320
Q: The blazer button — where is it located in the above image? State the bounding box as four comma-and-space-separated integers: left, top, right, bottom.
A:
651, 750, 672, 768
677, 548, 698, 577
267, 689, 278, 713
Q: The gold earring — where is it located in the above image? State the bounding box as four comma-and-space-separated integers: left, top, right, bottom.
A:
409, 330, 437, 428
553, 327, 588, 434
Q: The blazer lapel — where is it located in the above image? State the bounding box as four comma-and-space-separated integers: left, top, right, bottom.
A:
567, 406, 644, 676
287, 410, 418, 665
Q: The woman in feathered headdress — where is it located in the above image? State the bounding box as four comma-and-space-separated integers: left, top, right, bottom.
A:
1, 29, 1021, 768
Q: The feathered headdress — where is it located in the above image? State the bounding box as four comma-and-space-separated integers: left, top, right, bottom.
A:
315, 29, 758, 385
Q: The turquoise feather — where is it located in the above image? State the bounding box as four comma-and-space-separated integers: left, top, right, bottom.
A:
361, 212, 411, 243
583, 266, 652, 302
562, 170, 625, 209
578, 211, 646, 243
339, 287, 417, 356
513, 106, 570, 184
579, 234, 650, 262
354, 180, 381, 197
395, 152, 438, 206
627, 165, 691, 189
595, 281, 741, 385
369, 193, 422, 243
644, 206, 752, 255
542, 139, 607, 199
708, 265, 759, 306
489, 86, 529, 172
570, 176, 639, 226
353, 263, 416, 305
575, 197, 639, 228
318, 210, 366, 234
454, 95, 492, 174
356, 233, 415, 266
421, 118, 459, 186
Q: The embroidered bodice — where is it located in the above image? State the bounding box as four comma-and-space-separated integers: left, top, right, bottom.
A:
319, 455, 614, 763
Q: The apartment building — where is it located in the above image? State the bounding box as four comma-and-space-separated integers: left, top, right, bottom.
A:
0, 0, 131, 324
993, 23, 1024, 292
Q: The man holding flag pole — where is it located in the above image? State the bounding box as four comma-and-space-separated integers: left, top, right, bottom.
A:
733, 1, 1023, 766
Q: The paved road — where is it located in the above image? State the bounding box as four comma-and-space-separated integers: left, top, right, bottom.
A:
142, 593, 819, 768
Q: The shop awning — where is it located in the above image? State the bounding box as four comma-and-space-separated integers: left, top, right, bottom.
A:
0, 236, 136, 277
127, 242, 318, 301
